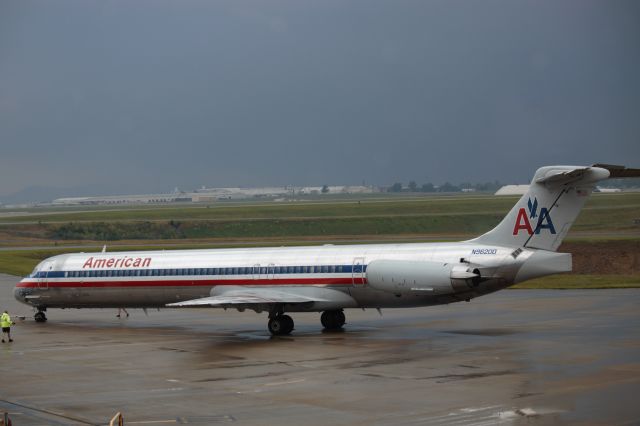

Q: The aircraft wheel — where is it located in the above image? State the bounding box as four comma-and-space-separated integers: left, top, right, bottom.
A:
268, 315, 294, 336
281, 315, 294, 334
34, 311, 47, 323
321, 310, 345, 330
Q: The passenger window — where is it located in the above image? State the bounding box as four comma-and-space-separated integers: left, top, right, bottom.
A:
330, 266, 335, 273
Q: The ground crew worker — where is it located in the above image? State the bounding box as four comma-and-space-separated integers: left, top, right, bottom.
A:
1, 310, 13, 343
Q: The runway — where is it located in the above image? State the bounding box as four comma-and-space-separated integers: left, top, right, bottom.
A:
0, 273, 638, 425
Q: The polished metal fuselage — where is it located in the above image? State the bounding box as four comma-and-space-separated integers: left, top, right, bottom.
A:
14, 241, 541, 311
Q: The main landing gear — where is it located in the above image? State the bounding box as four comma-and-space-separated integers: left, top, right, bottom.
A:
268, 314, 294, 336
266, 309, 347, 336
321, 310, 345, 331
34, 309, 47, 323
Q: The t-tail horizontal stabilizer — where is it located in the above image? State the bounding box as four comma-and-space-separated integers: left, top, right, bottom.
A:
592, 164, 640, 178
473, 164, 636, 251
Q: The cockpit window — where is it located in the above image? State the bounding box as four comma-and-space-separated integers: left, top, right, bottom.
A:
29, 261, 45, 278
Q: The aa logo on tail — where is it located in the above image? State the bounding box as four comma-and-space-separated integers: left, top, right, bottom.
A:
513, 197, 556, 235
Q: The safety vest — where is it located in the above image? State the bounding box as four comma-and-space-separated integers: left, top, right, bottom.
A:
0, 313, 12, 328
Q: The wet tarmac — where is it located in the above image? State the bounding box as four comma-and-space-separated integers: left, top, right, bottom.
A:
0, 273, 638, 425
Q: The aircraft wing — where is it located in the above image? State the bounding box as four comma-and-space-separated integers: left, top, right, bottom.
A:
166, 286, 352, 307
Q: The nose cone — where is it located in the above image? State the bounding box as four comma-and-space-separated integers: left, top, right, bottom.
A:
14, 280, 30, 305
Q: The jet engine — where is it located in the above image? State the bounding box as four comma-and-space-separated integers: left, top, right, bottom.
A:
366, 259, 481, 295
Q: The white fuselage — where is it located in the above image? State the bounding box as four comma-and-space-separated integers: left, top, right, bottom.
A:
14, 241, 549, 311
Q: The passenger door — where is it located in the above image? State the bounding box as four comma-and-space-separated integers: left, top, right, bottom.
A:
352, 257, 365, 286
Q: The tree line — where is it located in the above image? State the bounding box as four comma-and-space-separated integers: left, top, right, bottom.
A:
387, 180, 502, 193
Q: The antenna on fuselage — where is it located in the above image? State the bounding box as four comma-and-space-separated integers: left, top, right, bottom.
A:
102, 245, 107, 253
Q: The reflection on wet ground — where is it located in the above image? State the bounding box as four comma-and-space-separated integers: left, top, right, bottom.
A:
0, 274, 639, 425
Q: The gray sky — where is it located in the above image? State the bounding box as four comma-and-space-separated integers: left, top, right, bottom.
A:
1, 0, 639, 198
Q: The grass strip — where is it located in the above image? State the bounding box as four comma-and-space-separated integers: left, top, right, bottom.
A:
510, 274, 640, 289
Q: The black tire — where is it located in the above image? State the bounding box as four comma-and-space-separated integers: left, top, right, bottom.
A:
34, 311, 47, 323
321, 310, 345, 330
281, 315, 294, 334
268, 315, 293, 336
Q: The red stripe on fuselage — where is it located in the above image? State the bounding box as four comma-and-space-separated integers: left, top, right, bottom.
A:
16, 277, 366, 288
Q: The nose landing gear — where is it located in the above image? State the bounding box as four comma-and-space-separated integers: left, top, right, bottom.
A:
34, 310, 47, 323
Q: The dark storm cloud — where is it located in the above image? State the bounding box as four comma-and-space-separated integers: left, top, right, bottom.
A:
1, 0, 639, 197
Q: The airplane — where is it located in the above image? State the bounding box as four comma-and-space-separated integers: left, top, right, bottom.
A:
13, 164, 639, 335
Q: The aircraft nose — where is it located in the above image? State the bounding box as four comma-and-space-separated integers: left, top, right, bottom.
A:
14, 280, 29, 304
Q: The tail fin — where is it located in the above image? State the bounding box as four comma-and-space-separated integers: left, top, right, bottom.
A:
473, 165, 612, 251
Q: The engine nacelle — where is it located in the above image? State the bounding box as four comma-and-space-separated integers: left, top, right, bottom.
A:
366, 259, 480, 295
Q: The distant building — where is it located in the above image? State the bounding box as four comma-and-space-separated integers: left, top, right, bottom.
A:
52, 193, 190, 205
51, 185, 379, 206
495, 185, 529, 196
595, 186, 621, 193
